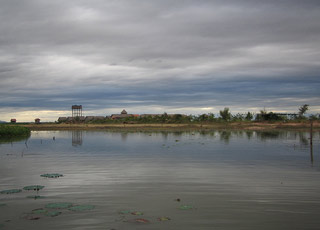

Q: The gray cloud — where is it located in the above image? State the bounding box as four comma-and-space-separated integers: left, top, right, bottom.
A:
0, 0, 320, 120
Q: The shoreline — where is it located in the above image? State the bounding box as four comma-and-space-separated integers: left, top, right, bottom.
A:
21, 121, 319, 132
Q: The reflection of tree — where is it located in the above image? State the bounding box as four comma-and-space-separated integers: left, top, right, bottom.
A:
298, 133, 308, 146
256, 131, 283, 141
199, 131, 207, 136
172, 132, 183, 137
245, 131, 253, 140
72, 130, 83, 146
219, 131, 231, 144
234, 130, 244, 137
0, 135, 30, 144
161, 132, 168, 141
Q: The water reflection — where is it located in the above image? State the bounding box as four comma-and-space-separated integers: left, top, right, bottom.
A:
0, 135, 30, 144
1, 130, 320, 230
246, 131, 253, 140
299, 132, 309, 146
219, 130, 231, 143
72, 130, 83, 146
120, 132, 128, 142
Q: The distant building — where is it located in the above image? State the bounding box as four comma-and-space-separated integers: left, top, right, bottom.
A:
111, 109, 136, 120
35, 118, 40, 124
10, 118, 16, 123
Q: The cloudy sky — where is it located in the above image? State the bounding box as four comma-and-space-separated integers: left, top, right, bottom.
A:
0, 0, 319, 121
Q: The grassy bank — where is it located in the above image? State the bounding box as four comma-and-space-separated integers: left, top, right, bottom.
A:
22, 121, 319, 132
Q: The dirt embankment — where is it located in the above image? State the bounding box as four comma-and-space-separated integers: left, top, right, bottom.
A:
22, 121, 320, 132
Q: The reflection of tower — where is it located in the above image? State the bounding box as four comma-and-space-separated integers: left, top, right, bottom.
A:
72, 105, 82, 117
72, 130, 83, 146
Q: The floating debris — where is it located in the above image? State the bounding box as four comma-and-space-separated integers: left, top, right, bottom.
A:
26, 195, 46, 199
157, 217, 171, 221
45, 202, 73, 209
128, 218, 150, 224
23, 185, 45, 191
175, 140, 179, 142
40, 173, 63, 178
46, 211, 62, 217
179, 205, 193, 210
131, 211, 143, 216
0, 189, 22, 194
68, 205, 95, 211
119, 210, 132, 214
175, 198, 181, 202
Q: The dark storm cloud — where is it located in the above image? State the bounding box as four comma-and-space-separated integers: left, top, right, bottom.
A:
0, 0, 320, 120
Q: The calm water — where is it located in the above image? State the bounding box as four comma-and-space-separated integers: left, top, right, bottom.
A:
0, 130, 320, 230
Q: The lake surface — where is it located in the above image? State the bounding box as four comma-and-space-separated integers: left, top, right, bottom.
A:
0, 130, 320, 230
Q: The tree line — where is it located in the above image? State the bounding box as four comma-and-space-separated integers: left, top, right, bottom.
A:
87, 104, 318, 124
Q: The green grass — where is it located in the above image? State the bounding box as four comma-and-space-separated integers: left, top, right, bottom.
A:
0, 125, 31, 143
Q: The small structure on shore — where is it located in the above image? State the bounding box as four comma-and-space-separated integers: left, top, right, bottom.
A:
10, 118, 16, 123
35, 118, 40, 124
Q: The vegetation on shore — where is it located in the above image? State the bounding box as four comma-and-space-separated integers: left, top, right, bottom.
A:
0, 125, 31, 142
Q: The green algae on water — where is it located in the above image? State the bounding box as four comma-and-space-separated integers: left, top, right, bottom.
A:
68, 205, 95, 211
32, 208, 48, 214
40, 173, 63, 178
45, 202, 73, 209
179, 205, 193, 210
23, 185, 45, 191
157, 217, 171, 221
45, 211, 62, 217
131, 211, 143, 216
27, 195, 46, 199
0, 189, 22, 194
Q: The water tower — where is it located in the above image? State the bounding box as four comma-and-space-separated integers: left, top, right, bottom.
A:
72, 105, 82, 117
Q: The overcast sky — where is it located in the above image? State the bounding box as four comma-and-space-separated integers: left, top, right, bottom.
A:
0, 0, 319, 121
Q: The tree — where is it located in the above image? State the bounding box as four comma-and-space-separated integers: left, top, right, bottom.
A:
198, 114, 208, 122
219, 108, 231, 121
245, 112, 254, 121
298, 104, 309, 118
